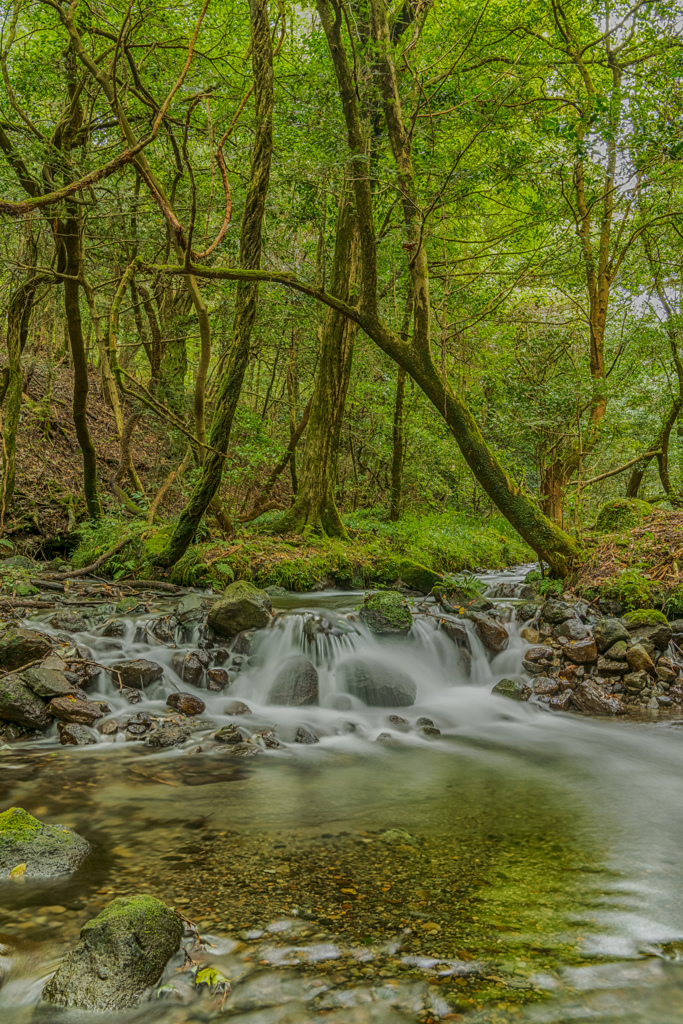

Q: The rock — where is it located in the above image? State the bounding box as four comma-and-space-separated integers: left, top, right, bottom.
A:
146, 724, 190, 748
388, 715, 409, 730
0, 807, 89, 877
623, 608, 668, 628
330, 693, 352, 711
268, 656, 319, 706
213, 724, 244, 744
555, 618, 590, 641
599, 597, 624, 617
49, 696, 103, 726
604, 640, 630, 660
224, 700, 252, 716
623, 670, 649, 692
50, 611, 88, 633
647, 695, 660, 710
124, 712, 153, 739
166, 692, 206, 716
175, 594, 205, 626
597, 656, 629, 675
232, 630, 255, 655
0, 627, 51, 672
548, 689, 572, 711
97, 720, 118, 736
15, 582, 39, 597
207, 668, 230, 690
21, 666, 80, 698
541, 599, 575, 624
115, 597, 146, 616
571, 681, 624, 715
563, 638, 598, 664
519, 626, 539, 644
594, 618, 631, 653
657, 663, 678, 684
439, 619, 470, 647
623, 611, 672, 651
626, 643, 656, 676
1, 554, 33, 569
492, 677, 531, 701
101, 620, 127, 638
522, 659, 549, 675
595, 497, 650, 532
110, 659, 163, 688
173, 652, 204, 686
124, 688, 142, 704
416, 716, 434, 726
59, 723, 97, 746
0, 673, 51, 730
207, 580, 272, 638
420, 725, 441, 736
42, 895, 182, 1011
295, 727, 319, 744
359, 591, 412, 636
468, 612, 509, 653
668, 619, 683, 636
534, 677, 559, 695
265, 585, 288, 596
339, 658, 416, 707
518, 604, 538, 622
525, 645, 553, 662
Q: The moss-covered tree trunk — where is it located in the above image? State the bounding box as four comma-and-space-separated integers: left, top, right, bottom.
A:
390, 366, 406, 521
275, 173, 359, 537
1, 275, 38, 514
155, 0, 273, 566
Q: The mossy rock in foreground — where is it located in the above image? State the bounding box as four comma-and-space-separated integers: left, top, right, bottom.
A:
207, 580, 273, 638
42, 895, 182, 1011
394, 558, 442, 594
359, 590, 413, 636
0, 807, 90, 878
595, 498, 651, 533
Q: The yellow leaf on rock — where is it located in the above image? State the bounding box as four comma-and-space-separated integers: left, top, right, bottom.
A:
10, 863, 27, 877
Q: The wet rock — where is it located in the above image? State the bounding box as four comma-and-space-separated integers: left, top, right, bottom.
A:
492, 677, 531, 701
562, 638, 598, 664
534, 676, 559, 695
101, 620, 127, 639
420, 725, 441, 737
0, 673, 51, 730
59, 723, 97, 746
207, 668, 230, 690
458, 646, 473, 678
21, 665, 79, 698
146, 616, 176, 645
42, 895, 182, 1011
124, 688, 142, 704
647, 695, 660, 709
166, 692, 206, 716
175, 594, 205, 626
269, 656, 319, 706
541, 599, 575, 624
97, 720, 118, 736
213, 724, 245, 744
359, 591, 412, 636
439, 619, 470, 647
626, 643, 656, 676
604, 639, 630, 660
518, 604, 538, 622
173, 652, 204, 686
49, 696, 103, 726
657, 662, 678, 684
0, 627, 51, 672
339, 658, 416, 707
265, 584, 288, 596
1, 554, 34, 569
468, 612, 509, 654
207, 580, 272, 638
146, 723, 190, 748
224, 700, 252, 716
571, 681, 624, 716
110, 659, 163, 688
522, 658, 550, 675
232, 630, 255, 655
295, 727, 319, 744
49, 611, 88, 633
0, 806, 89, 877
519, 626, 540, 644
416, 716, 434, 727
555, 618, 590, 641
388, 715, 409, 730
525, 645, 553, 662
124, 712, 153, 739
597, 656, 629, 675
253, 727, 281, 749
548, 689, 572, 711
628, 623, 672, 652
624, 670, 649, 693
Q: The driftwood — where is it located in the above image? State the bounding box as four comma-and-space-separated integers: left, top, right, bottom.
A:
118, 579, 181, 592
0, 598, 55, 608
30, 578, 65, 591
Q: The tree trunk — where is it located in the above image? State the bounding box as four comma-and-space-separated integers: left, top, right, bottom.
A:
155, 0, 274, 565
1, 277, 38, 514
275, 170, 359, 537
390, 366, 406, 521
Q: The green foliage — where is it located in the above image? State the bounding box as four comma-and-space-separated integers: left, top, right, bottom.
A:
537, 578, 563, 597
595, 499, 651, 534
71, 514, 148, 580
601, 568, 656, 611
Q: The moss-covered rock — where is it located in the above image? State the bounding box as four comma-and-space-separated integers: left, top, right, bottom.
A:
207, 580, 272, 638
42, 895, 182, 1010
0, 807, 89, 878
394, 559, 442, 594
595, 498, 650, 533
359, 590, 412, 636
492, 678, 531, 701
0, 627, 51, 672
623, 608, 668, 627
0, 673, 51, 730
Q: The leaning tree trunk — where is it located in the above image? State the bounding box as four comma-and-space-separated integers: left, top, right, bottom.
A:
155, 0, 274, 566
1, 277, 38, 514
274, 171, 359, 537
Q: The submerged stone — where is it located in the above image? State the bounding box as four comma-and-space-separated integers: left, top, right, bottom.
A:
166, 692, 206, 716
207, 580, 272, 638
339, 658, 416, 707
0, 807, 89, 878
42, 895, 182, 1011
359, 590, 412, 636
59, 723, 97, 746
268, 656, 319, 706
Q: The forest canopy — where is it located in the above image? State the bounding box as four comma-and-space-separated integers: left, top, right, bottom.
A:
2, 0, 683, 579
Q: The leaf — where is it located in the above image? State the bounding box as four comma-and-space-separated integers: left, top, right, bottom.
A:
195, 967, 230, 990
10, 863, 27, 877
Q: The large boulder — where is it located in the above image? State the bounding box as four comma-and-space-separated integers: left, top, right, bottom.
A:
0, 807, 90, 878
623, 609, 672, 651
175, 594, 205, 627
571, 682, 624, 716
626, 643, 656, 676
0, 673, 51, 730
50, 611, 88, 633
110, 659, 164, 688
468, 612, 509, 654
393, 559, 442, 594
338, 658, 416, 707
593, 617, 630, 653
49, 697, 103, 726
207, 581, 272, 638
42, 895, 182, 1011
492, 677, 531, 701
268, 656, 319, 706
540, 599, 575, 624
359, 591, 412, 636
0, 627, 51, 672
22, 665, 80, 698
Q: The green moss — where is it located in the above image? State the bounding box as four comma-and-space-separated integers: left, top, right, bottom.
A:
600, 568, 655, 611
359, 590, 412, 635
595, 498, 651, 533
623, 608, 668, 626
0, 807, 41, 835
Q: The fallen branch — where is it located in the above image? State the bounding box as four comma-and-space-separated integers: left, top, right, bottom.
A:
47, 536, 134, 580
30, 578, 65, 591
571, 451, 661, 488
0, 598, 55, 608
117, 579, 181, 592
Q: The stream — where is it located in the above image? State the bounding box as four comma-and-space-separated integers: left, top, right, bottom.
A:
2, 565, 683, 1023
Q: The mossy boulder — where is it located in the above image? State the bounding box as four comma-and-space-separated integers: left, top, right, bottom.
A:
0, 807, 90, 878
595, 498, 650, 533
207, 580, 272, 638
623, 609, 668, 628
15, 582, 39, 597
0, 674, 52, 730
0, 627, 51, 672
359, 590, 412, 636
42, 895, 182, 1010
492, 677, 532, 701
622, 608, 672, 651
339, 658, 416, 707
394, 559, 442, 595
